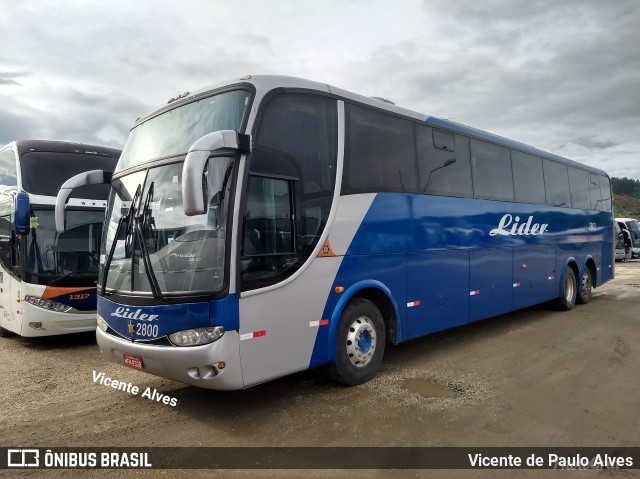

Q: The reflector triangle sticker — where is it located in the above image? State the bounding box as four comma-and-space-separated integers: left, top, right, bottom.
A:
317, 238, 336, 257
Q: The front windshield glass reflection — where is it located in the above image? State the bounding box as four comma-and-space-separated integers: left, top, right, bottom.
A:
117, 89, 249, 172
101, 158, 234, 294
26, 209, 106, 286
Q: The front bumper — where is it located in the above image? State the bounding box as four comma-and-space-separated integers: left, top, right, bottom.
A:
96, 328, 244, 390
20, 303, 97, 337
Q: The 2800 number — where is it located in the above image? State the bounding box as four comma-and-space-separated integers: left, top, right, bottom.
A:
136, 323, 159, 338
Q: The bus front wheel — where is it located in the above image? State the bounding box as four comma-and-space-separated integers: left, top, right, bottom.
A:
554, 268, 577, 311
0, 327, 12, 338
329, 298, 385, 386
576, 267, 593, 304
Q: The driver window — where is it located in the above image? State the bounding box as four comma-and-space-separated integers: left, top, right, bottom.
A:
241, 176, 297, 288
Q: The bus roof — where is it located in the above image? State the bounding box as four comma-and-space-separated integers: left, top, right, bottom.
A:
10, 140, 121, 159
137, 74, 608, 177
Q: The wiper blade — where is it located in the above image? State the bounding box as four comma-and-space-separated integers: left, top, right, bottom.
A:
134, 219, 163, 300
132, 181, 163, 300
47, 270, 96, 285
100, 184, 141, 294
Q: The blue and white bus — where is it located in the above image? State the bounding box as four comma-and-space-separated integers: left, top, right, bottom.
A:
0, 140, 119, 337
58, 76, 613, 389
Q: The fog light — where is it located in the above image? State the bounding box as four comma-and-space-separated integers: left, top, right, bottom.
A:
96, 316, 108, 332
169, 326, 225, 347
29, 322, 43, 330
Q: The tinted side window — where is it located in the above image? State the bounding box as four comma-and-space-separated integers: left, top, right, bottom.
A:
599, 175, 612, 212
253, 93, 337, 193
543, 160, 571, 207
0, 215, 11, 268
512, 150, 545, 204
589, 173, 602, 211
244, 93, 338, 290
343, 104, 417, 194
470, 139, 514, 201
568, 166, 590, 210
416, 126, 472, 197
0, 148, 17, 187
433, 130, 455, 151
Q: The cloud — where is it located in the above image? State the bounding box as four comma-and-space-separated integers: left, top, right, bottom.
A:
0, 0, 638, 179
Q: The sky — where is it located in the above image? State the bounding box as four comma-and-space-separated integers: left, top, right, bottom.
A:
1, 0, 639, 179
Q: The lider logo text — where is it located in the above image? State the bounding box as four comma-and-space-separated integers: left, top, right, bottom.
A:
490, 214, 548, 237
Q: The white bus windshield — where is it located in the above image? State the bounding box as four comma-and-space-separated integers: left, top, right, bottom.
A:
116, 89, 250, 172
101, 158, 234, 295
26, 209, 105, 286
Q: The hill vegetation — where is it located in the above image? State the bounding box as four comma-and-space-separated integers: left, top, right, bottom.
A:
611, 177, 640, 219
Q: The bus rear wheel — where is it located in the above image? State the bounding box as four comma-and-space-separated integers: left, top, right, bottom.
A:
329, 298, 385, 386
576, 267, 593, 304
554, 267, 577, 311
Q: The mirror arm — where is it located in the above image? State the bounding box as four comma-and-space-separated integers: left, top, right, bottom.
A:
55, 170, 113, 233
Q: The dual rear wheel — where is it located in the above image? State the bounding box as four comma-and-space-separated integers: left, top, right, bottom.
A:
554, 265, 593, 311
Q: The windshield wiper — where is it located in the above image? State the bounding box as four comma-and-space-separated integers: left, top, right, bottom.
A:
134, 218, 163, 300
134, 182, 164, 300
100, 184, 141, 295
47, 270, 96, 285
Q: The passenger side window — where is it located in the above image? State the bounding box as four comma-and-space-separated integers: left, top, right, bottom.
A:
512, 150, 546, 204
416, 126, 472, 197
243, 93, 338, 290
241, 176, 298, 287
343, 104, 417, 194
470, 139, 514, 201
589, 173, 602, 211
568, 166, 590, 210
0, 215, 11, 269
599, 175, 612, 212
543, 160, 571, 207
243, 176, 294, 254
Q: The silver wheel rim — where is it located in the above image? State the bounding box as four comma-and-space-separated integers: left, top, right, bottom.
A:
582, 271, 592, 297
564, 273, 575, 302
346, 316, 377, 368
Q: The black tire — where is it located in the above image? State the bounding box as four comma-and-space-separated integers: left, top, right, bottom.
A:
0, 326, 12, 338
328, 298, 386, 386
554, 267, 577, 311
576, 266, 593, 305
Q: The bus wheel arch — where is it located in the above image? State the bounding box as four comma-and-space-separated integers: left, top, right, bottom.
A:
577, 258, 597, 305
327, 284, 398, 385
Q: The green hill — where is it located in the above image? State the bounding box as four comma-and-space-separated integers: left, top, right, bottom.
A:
611, 176, 640, 219
613, 194, 640, 219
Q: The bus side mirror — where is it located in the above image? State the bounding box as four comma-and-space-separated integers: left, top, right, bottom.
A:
55, 170, 113, 233
182, 130, 250, 216
14, 191, 30, 236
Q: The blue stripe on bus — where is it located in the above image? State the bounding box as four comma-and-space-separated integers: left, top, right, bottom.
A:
98, 294, 239, 340
309, 192, 613, 367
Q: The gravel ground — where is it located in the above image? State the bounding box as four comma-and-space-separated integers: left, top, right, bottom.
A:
1, 261, 639, 478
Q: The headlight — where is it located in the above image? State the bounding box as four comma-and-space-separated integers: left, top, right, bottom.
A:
169, 326, 225, 347
96, 315, 109, 332
24, 295, 71, 313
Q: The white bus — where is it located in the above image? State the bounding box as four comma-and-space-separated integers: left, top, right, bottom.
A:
615, 218, 640, 259
0, 140, 119, 337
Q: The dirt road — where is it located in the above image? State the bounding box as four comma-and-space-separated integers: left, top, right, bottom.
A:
2, 261, 639, 478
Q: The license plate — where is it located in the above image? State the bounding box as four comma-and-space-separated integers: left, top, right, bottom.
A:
123, 354, 143, 370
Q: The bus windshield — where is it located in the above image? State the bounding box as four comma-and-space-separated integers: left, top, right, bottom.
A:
116, 89, 250, 172
26, 209, 105, 286
101, 158, 234, 295
20, 152, 117, 198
